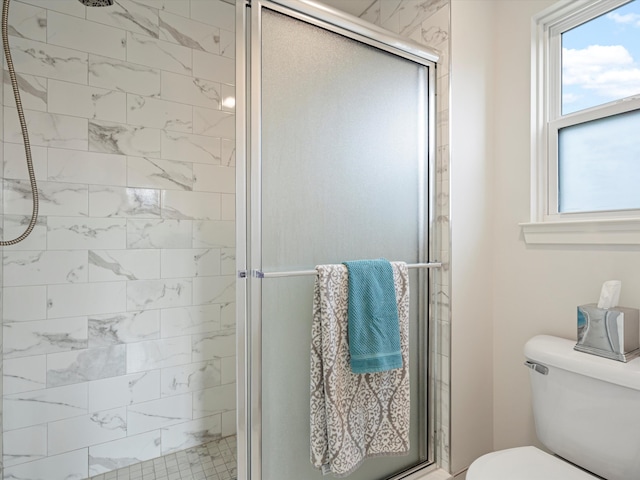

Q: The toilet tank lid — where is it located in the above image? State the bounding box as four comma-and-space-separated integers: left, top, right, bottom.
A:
525, 335, 640, 391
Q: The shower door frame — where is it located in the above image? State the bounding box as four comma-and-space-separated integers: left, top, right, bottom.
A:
236, 1, 441, 479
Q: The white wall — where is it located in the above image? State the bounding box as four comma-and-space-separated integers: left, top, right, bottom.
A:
449, 0, 496, 473
452, 0, 640, 472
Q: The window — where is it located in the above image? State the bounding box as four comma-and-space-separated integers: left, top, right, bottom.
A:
526, 0, 640, 244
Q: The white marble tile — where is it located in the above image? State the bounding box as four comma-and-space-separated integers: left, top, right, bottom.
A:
193, 164, 235, 193
88, 250, 160, 282
48, 407, 127, 455
88, 370, 160, 412
220, 83, 235, 112
191, 331, 235, 362
7, 1, 44, 42
3, 316, 87, 359
398, 0, 448, 37
127, 32, 192, 76
161, 190, 221, 220
161, 70, 220, 109
47, 216, 127, 250
193, 50, 234, 85
127, 218, 192, 249
87, 0, 160, 38
220, 302, 235, 331
161, 130, 220, 165
2, 448, 88, 480
159, 11, 220, 54
17, 0, 85, 18
127, 393, 192, 435
89, 310, 160, 346
160, 305, 221, 338
89, 186, 161, 218
7, 36, 88, 84
4, 143, 47, 180
47, 281, 126, 319
221, 409, 236, 437
193, 107, 234, 138
2, 215, 47, 250
161, 248, 220, 279
89, 120, 161, 158
160, 359, 220, 397
47, 345, 126, 388
2, 285, 46, 322
3, 355, 46, 395
135, 0, 189, 17
193, 220, 234, 249
3, 250, 87, 286
192, 383, 235, 418
161, 414, 221, 455
3, 382, 88, 430
221, 137, 235, 166
48, 147, 127, 186
221, 194, 234, 221
126, 278, 193, 311
89, 54, 161, 97
5, 107, 88, 149
126, 336, 192, 373
48, 80, 127, 123
127, 94, 193, 133
88, 430, 162, 476
127, 155, 194, 191
3, 424, 47, 468
3, 179, 88, 217
48, 11, 126, 60
3, 71, 47, 112
220, 355, 235, 385
193, 275, 234, 306
190, 0, 234, 29
219, 28, 234, 59
220, 248, 235, 275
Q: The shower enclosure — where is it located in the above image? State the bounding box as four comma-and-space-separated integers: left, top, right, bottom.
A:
236, 1, 443, 478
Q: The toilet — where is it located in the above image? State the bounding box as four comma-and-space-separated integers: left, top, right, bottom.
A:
467, 335, 640, 480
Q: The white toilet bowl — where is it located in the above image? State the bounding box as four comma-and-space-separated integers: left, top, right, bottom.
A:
466, 446, 599, 480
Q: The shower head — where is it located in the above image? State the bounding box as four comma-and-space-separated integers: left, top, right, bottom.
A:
78, 0, 114, 6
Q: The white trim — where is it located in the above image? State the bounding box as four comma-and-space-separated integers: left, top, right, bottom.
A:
521, 218, 640, 245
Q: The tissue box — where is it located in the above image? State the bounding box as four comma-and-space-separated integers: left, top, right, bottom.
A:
575, 304, 640, 362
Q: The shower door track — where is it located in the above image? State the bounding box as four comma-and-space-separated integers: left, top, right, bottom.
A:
236, 1, 442, 479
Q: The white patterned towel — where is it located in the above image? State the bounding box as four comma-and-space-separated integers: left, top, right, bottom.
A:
310, 262, 410, 477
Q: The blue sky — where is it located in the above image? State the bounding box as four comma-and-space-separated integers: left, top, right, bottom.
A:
562, 0, 640, 114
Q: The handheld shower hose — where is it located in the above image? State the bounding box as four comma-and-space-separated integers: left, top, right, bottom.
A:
0, 0, 38, 246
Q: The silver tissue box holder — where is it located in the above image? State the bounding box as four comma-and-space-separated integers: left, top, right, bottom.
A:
575, 304, 640, 362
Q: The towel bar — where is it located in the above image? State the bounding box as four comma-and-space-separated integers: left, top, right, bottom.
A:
241, 262, 443, 279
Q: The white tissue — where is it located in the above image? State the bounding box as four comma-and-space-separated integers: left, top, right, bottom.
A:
597, 280, 621, 309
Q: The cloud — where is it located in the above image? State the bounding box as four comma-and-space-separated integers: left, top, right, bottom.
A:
607, 11, 640, 27
563, 45, 640, 100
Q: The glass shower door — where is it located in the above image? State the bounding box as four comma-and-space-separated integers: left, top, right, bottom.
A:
240, 2, 438, 479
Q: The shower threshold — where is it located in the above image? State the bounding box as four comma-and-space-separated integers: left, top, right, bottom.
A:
89, 435, 237, 480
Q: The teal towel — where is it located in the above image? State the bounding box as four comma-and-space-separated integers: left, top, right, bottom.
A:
342, 258, 402, 374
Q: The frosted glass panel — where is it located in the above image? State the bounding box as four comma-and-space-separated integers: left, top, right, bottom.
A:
260, 9, 430, 480
558, 109, 640, 213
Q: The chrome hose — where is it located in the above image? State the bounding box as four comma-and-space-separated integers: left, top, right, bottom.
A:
0, 0, 39, 246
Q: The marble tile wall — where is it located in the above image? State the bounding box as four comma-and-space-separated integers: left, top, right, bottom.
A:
1, 1, 236, 478
319, 0, 451, 472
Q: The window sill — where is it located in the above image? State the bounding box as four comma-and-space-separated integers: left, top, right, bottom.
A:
520, 218, 640, 245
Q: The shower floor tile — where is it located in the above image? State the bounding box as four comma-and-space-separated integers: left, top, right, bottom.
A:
89, 435, 237, 480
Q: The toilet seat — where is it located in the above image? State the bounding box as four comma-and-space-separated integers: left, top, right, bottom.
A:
466, 446, 599, 480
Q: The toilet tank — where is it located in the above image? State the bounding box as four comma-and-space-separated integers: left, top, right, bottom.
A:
525, 335, 640, 480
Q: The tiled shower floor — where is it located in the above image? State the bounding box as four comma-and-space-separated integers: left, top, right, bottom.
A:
89, 436, 237, 480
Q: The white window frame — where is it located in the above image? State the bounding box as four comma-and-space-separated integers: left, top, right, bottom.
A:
522, 0, 640, 245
